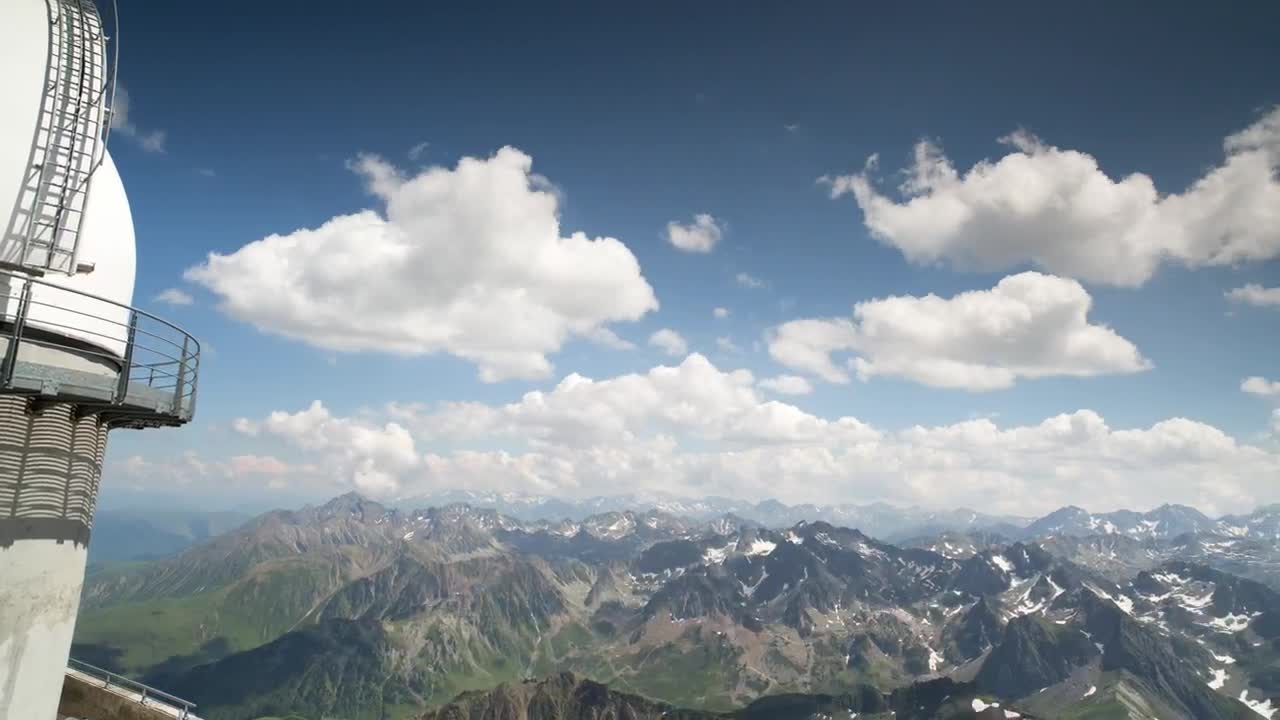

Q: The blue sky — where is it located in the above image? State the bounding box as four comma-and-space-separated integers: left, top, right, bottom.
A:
101, 1, 1280, 514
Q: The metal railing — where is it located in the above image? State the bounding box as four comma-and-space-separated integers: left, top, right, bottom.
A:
67, 658, 198, 719
0, 268, 199, 425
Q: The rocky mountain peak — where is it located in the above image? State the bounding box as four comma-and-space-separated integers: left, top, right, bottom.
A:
319, 491, 390, 521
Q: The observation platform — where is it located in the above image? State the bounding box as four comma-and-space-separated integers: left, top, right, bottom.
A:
0, 267, 199, 428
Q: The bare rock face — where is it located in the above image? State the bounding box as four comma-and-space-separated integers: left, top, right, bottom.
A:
975, 615, 1099, 699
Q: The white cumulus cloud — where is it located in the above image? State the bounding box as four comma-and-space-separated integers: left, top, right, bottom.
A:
829, 108, 1280, 286
713, 307, 730, 319
667, 213, 723, 253
1227, 284, 1280, 307
767, 272, 1150, 391
234, 400, 419, 496
766, 317, 859, 384
186, 148, 658, 381
1243, 376, 1280, 398
648, 328, 688, 357
736, 272, 766, 289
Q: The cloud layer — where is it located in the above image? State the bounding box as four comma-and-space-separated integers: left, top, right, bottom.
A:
222, 354, 1279, 515
830, 108, 1280, 286
186, 148, 658, 381
767, 272, 1149, 390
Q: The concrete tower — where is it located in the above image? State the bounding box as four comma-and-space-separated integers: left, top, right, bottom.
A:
0, 2, 200, 718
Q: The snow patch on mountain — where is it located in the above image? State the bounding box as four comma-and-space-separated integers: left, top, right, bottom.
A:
703, 545, 730, 564
1239, 690, 1276, 719
1207, 613, 1255, 633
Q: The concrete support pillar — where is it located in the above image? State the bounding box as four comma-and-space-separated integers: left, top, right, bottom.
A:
0, 395, 110, 720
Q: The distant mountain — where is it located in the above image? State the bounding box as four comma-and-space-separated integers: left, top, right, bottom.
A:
395, 490, 1029, 542
399, 490, 1280, 545
1019, 504, 1218, 541
1219, 505, 1280, 541
86, 508, 250, 566
1010, 502, 1280, 544
1023, 526, 1280, 593
910, 503, 1280, 595
73, 491, 1280, 720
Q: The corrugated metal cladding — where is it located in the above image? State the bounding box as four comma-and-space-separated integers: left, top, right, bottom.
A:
0, 395, 108, 547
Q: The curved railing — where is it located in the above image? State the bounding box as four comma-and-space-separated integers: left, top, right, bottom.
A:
0, 268, 199, 426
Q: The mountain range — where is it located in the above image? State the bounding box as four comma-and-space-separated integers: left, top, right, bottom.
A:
71, 492, 1280, 720
399, 490, 1280, 545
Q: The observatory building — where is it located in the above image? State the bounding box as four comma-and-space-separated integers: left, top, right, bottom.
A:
0, 1, 200, 718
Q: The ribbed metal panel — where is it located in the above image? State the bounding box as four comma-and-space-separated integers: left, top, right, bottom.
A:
67, 400, 104, 524
0, 394, 108, 546
0, 396, 32, 521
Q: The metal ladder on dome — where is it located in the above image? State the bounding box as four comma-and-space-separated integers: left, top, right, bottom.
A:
2, 0, 109, 277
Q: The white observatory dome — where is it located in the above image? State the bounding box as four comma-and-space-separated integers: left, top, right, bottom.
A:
1, 0, 137, 358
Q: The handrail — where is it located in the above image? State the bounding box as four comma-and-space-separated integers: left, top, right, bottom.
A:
18, 294, 194, 353
67, 658, 198, 719
0, 269, 200, 349
0, 267, 200, 425
97, 0, 120, 166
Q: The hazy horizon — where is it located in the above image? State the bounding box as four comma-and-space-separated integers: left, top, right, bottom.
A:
95, 482, 1280, 522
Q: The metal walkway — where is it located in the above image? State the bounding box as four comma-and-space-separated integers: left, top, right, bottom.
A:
65, 659, 200, 720
0, 266, 201, 428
